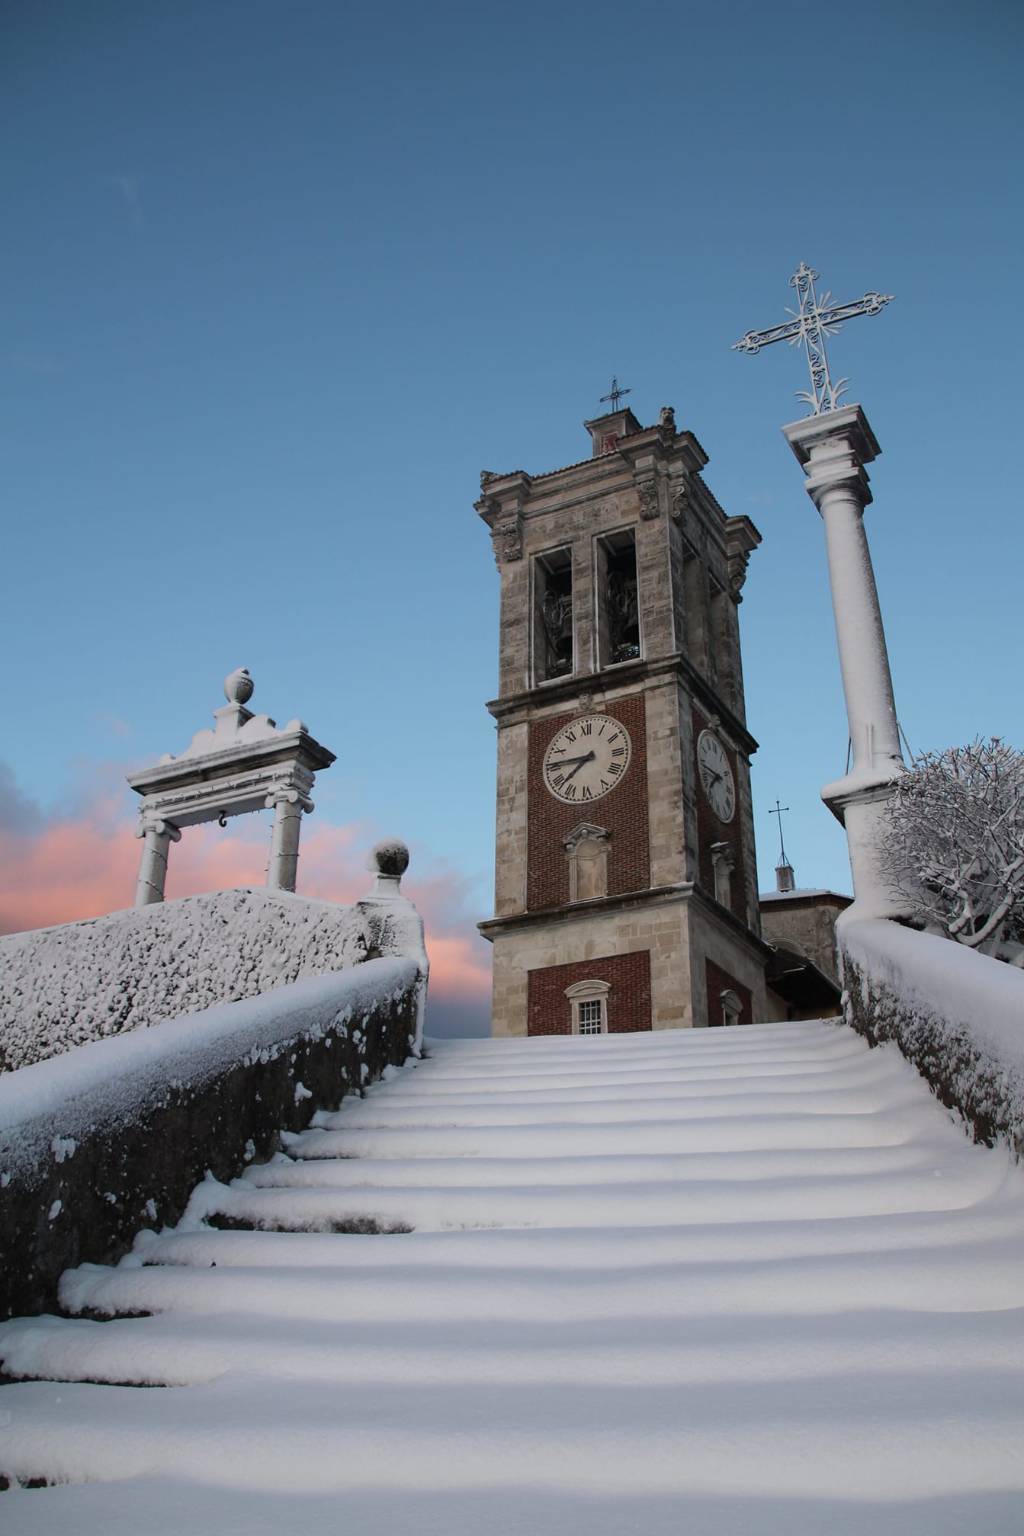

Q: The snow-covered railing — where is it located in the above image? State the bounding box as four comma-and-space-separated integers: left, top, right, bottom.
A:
0, 886, 377, 1072
840, 918, 1024, 1158
0, 955, 424, 1321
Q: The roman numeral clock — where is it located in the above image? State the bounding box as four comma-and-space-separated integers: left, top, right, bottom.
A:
477, 402, 770, 1038
543, 716, 632, 804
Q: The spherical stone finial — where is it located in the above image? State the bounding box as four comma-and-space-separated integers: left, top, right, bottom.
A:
369, 838, 410, 879
224, 667, 254, 706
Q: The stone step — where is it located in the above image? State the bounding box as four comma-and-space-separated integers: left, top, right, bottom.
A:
286, 1100, 941, 1161
182, 1150, 1004, 1235
4, 1306, 1020, 1391
242, 1138, 954, 1191
2, 1369, 1021, 1503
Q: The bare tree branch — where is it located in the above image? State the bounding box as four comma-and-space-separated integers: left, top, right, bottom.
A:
882, 738, 1024, 962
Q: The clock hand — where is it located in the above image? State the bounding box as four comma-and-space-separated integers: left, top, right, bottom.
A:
560, 751, 596, 784
552, 753, 596, 768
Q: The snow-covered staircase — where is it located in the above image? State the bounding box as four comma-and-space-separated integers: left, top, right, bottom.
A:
2, 1019, 1024, 1535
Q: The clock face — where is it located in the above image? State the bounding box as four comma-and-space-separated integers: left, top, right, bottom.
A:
543, 714, 632, 805
697, 729, 736, 823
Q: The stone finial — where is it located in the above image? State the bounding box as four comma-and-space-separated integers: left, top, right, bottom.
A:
367, 838, 410, 898
659, 405, 676, 432
224, 667, 255, 706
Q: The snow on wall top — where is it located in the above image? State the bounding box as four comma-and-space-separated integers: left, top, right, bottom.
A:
0, 888, 372, 1073
841, 918, 1024, 1070
0, 954, 420, 1180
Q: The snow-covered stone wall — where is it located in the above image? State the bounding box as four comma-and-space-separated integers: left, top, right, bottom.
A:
0, 956, 423, 1320
0, 888, 377, 1072
840, 918, 1024, 1159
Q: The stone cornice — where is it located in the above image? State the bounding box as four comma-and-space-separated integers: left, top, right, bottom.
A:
127, 729, 334, 795
475, 425, 711, 528
478, 882, 698, 940
486, 653, 758, 756
478, 879, 772, 958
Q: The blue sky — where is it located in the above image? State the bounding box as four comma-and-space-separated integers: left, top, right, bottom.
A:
2, 0, 1022, 1029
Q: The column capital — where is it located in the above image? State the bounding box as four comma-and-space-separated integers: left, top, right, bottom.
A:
264, 785, 313, 813
136, 817, 181, 842
783, 403, 880, 512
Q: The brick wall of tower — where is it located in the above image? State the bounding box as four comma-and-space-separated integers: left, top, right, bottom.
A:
527, 951, 653, 1036
692, 706, 749, 924
705, 958, 753, 1026
527, 696, 649, 912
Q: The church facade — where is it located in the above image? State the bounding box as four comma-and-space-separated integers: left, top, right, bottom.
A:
478, 404, 770, 1036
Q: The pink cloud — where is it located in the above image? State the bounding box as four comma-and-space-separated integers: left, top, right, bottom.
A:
0, 787, 492, 1028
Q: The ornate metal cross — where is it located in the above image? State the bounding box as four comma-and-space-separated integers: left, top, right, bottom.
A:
600, 376, 631, 412
733, 263, 894, 415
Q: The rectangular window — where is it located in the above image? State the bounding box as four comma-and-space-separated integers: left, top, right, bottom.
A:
597, 530, 640, 669
533, 547, 573, 683
578, 999, 604, 1034
682, 542, 708, 672
708, 575, 726, 687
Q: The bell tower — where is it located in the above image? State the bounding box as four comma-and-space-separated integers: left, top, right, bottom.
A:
477, 403, 770, 1037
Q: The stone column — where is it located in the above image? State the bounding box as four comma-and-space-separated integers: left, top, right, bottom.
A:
784, 404, 906, 919
265, 789, 306, 892
134, 819, 181, 906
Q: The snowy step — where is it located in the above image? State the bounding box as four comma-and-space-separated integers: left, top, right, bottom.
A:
2, 1369, 1022, 1503
240, 1140, 952, 1191
368, 1058, 881, 1099
420, 1019, 848, 1058
4, 1306, 1021, 1392
187, 1152, 1003, 1234
407, 1040, 869, 1086
361, 1055, 898, 1109
128, 1198, 1024, 1272
286, 1101, 942, 1161
314, 1082, 923, 1132
48, 1231, 1024, 1330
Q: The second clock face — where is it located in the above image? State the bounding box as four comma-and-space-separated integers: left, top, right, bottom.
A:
697, 729, 736, 823
543, 714, 632, 805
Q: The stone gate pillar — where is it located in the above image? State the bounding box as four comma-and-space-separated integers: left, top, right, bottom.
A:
135, 819, 181, 906
265, 788, 308, 893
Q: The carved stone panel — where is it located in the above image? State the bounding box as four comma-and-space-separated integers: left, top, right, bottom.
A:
491, 514, 523, 566
564, 822, 611, 903
637, 479, 660, 521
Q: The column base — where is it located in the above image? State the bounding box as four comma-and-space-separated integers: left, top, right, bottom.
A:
822, 774, 912, 922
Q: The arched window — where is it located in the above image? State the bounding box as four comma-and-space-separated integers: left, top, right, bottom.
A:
564, 978, 612, 1035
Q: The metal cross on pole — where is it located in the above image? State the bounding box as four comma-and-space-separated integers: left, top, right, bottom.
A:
600, 376, 631, 412
732, 262, 894, 415
769, 799, 791, 865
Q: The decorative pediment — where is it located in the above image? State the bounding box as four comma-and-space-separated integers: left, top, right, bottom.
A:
562, 822, 610, 849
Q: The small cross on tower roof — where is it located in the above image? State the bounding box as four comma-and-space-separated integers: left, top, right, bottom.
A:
600, 376, 631, 413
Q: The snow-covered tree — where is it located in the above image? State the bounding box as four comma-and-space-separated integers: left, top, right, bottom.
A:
882, 738, 1024, 965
